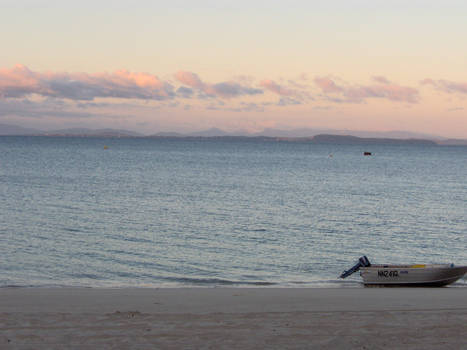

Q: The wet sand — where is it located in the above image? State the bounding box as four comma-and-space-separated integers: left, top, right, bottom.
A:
1, 288, 466, 349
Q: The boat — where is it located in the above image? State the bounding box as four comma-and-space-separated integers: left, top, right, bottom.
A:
340, 256, 467, 287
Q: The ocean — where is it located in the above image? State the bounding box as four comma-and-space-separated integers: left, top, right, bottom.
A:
1, 136, 466, 288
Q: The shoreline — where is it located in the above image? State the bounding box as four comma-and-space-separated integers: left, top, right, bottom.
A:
1, 278, 465, 290
2, 287, 467, 314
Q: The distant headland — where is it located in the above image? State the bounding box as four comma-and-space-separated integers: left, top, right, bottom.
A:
1, 123, 466, 146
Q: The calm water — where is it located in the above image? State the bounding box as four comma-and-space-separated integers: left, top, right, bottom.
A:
1, 136, 466, 288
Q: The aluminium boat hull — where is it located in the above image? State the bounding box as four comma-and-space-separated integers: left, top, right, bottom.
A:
360, 265, 467, 287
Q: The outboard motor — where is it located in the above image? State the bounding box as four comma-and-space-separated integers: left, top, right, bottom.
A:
340, 256, 371, 278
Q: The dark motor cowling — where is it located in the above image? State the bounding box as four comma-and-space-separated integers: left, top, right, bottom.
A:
340, 256, 371, 278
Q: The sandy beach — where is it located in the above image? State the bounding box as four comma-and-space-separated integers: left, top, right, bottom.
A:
1, 287, 466, 349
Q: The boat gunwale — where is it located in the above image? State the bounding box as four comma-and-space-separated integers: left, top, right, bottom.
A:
360, 264, 463, 270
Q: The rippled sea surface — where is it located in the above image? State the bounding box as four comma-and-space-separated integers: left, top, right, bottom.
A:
1, 136, 466, 288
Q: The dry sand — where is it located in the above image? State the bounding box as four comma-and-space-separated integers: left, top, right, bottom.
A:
1, 287, 466, 349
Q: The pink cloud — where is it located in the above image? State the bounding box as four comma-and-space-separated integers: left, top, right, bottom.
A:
0, 64, 42, 98
259, 79, 293, 96
314, 76, 418, 103
174, 71, 205, 89
345, 84, 418, 103
0, 64, 174, 101
0, 65, 263, 105
372, 76, 390, 84
103, 70, 167, 89
175, 70, 262, 98
314, 77, 344, 93
421, 78, 467, 94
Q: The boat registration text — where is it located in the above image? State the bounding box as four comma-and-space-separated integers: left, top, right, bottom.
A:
378, 270, 399, 277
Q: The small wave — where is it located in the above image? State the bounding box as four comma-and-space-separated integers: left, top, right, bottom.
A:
64, 228, 82, 233
285, 279, 362, 288
0, 283, 91, 289
0, 284, 30, 288
161, 276, 276, 286
123, 236, 153, 244
68, 273, 103, 280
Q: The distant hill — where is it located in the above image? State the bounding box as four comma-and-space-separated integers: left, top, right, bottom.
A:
148, 127, 443, 139
437, 139, 467, 146
0, 124, 143, 137
253, 128, 441, 140
0, 123, 42, 135
188, 128, 231, 137
43, 128, 143, 137
1, 123, 466, 144
308, 134, 438, 145
254, 128, 326, 138
150, 132, 186, 137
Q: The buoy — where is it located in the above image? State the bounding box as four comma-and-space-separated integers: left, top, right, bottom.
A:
104, 146, 108, 150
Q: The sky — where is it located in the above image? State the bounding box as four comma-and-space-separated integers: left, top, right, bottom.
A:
1, 0, 466, 137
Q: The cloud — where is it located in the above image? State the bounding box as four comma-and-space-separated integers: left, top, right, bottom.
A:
447, 107, 464, 112
372, 76, 390, 84
277, 97, 301, 106
1, 65, 426, 117
314, 77, 344, 93
345, 84, 419, 103
287, 79, 310, 90
314, 76, 419, 103
259, 79, 294, 96
211, 82, 262, 98
175, 70, 262, 98
0, 98, 101, 119
228, 102, 264, 112
176, 86, 194, 98
260, 78, 314, 102
206, 100, 264, 112
0, 64, 175, 101
233, 74, 255, 85
174, 71, 204, 89
76, 102, 112, 109
0, 64, 44, 98
421, 79, 467, 94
